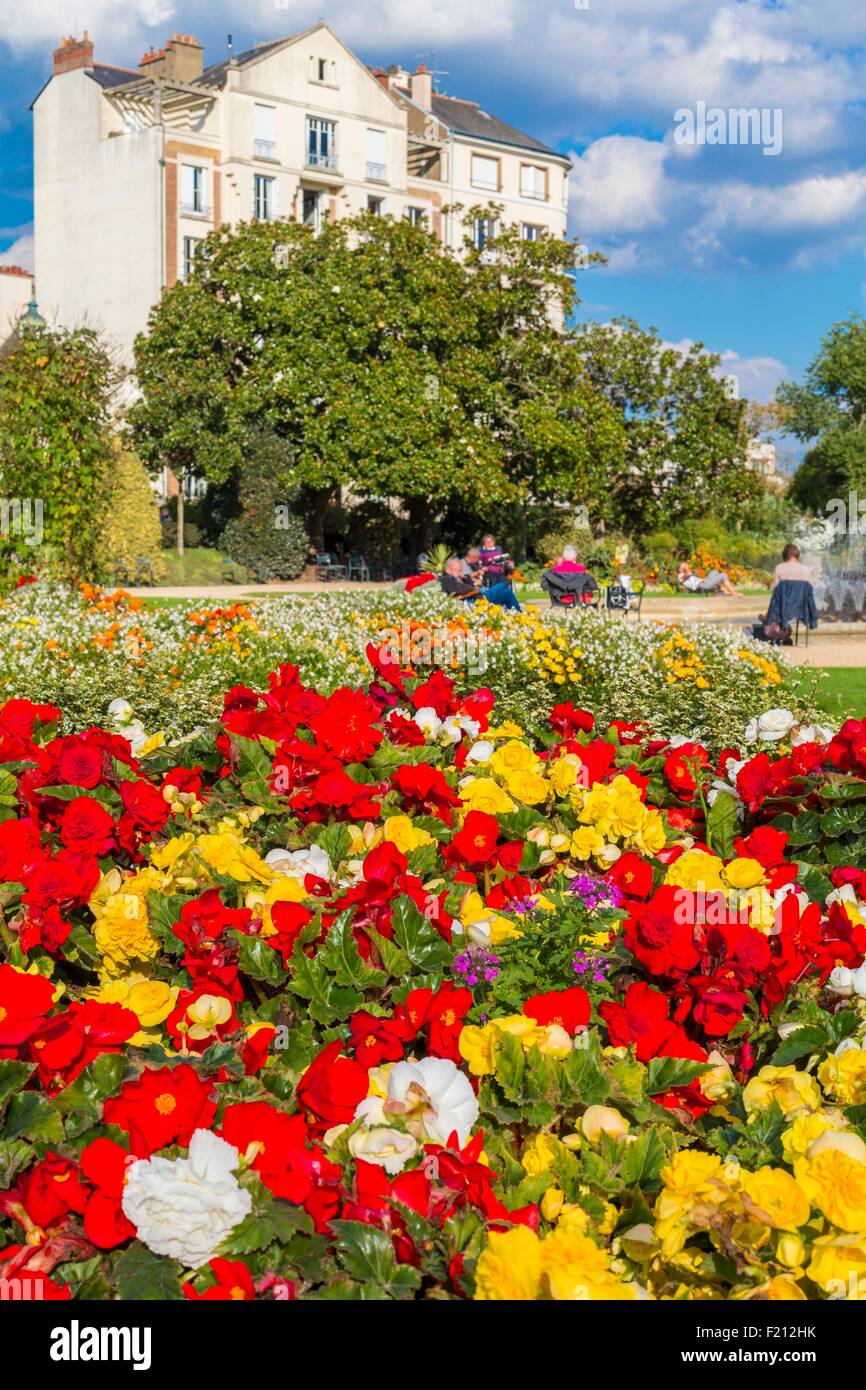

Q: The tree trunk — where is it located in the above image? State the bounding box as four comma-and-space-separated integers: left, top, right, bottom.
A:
407, 497, 436, 557
304, 487, 332, 553
177, 482, 185, 557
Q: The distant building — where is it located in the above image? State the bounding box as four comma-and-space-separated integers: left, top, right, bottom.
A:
0, 266, 33, 343
32, 23, 570, 360
746, 438, 778, 478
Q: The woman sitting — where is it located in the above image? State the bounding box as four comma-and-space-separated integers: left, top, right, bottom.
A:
676, 554, 741, 597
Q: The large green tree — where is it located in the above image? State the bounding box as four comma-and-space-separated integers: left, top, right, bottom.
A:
0, 326, 116, 579
573, 318, 754, 533
779, 314, 866, 513
131, 213, 510, 551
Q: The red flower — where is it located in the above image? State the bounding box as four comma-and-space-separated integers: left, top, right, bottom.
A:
58, 797, 115, 855
606, 851, 654, 901
448, 810, 500, 866
221, 1101, 315, 1204
103, 1065, 216, 1156
687, 974, 749, 1037
119, 779, 171, 838
600, 981, 704, 1063
166, 983, 237, 1054
391, 763, 459, 822
0, 963, 55, 1048
523, 986, 591, 1035
349, 1009, 414, 1067
623, 885, 701, 977
268, 900, 314, 964
18, 1153, 88, 1229
664, 742, 709, 799
549, 702, 594, 736
735, 754, 774, 812
79, 1138, 136, 1248
422, 985, 473, 1060
297, 1040, 368, 1128
54, 736, 105, 789
27, 1001, 138, 1094
309, 688, 383, 762
0, 818, 41, 883
184, 1258, 257, 1301
734, 825, 790, 868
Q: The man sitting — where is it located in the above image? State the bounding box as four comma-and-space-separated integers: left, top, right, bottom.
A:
439, 557, 521, 611
677, 554, 742, 597
460, 546, 483, 582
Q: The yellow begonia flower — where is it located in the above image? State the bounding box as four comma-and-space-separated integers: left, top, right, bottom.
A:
740, 1168, 811, 1231
92, 889, 160, 979
655, 1152, 730, 1257
743, 1065, 822, 1119
632, 808, 667, 856
549, 756, 581, 798
522, 1131, 568, 1177
818, 1047, 866, 1107
807, 1232, 866, 1295
487, 721, 525, 742
722, 857, 766, 890
489, 740, 540, 778
664, 848, 725, 892
196, 830, 274, 884
795, 1150, 866, 1233
571, 825, 605, 860
383, 815, 434, 855
504, 768, 548, 806
151, 833, 195, 873
459, 1024, 497, 1077
781, 1112, 843, 1165
459, 890, 522, 945
474, 1225, 543, 1301
540, 1228, 636, 1301
459, 778, 516, 817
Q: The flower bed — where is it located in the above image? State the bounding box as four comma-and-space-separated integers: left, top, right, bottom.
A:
0, 581, 802, 753
0, 645, 865, 1302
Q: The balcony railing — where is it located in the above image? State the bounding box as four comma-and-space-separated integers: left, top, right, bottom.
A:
255, 139, 277, 160
366, 161, 386, 182
306, 150, 337, 171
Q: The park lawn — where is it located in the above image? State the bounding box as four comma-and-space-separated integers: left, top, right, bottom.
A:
792, 666, 866, 719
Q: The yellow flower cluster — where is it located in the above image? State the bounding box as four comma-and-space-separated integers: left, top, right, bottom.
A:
89, 868, 163, 978
570, 774, 667, 863
737, 648, 782, 688
84, 973, 178, 1044
461, 739, 549, 810
474, 1223, 637, 1301
663, 849, 776, 929
657, 630, 710, 689
520, 616, 583, 686
459, 1012, 573, 1076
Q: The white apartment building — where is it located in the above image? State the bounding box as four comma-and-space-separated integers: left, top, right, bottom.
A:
32, 22, 570, 360
0, 266, 33, 343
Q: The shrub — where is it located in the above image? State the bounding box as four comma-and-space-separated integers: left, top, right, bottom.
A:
102, 445, 165, 582
342, 499, 403, 567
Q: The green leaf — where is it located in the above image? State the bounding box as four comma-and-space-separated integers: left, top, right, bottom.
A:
795, 861, 833, 905
390, 895, 449, 972
114, 1241, 184, 1300
235, 932, 285, 985
3, 1091, 64, 1144
321, 910, 387, 991
771, 1026, 829, 1065
53, 1053, 128, 1114
331, 1220, 421, 1298
493, 1029, 526, 1099
219, 1193, 313, 1255
619, 1126, 671, 1187
706, 792, 738, 859
288, 946, 362, 1024
0, 1137, 35, 1188
645, 1056, 709, 1095
0, 1060, 34, 1108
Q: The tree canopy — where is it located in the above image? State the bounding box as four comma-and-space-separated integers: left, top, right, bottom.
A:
779, 314, 866, 513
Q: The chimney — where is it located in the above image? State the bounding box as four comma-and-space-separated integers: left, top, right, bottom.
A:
139, 32, 203, 81
410, 63, 433, 110
52, 31, 94, 75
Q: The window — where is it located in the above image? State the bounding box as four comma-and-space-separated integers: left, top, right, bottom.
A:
180, 164, 207, 215
315, 57, 331, 82
406, 206, 427, 227
254, 104, 276, 160
521, 223, 544, 241
367, 195, 384, 215
302, 189, 322, 232
473, 215, 498, 250
253, 174, 276, 221
182, 236, 200, 280
471, 154, 499, 191
520, 164, 546, 200
366, 128, 386, 182
307, 116, 336, 170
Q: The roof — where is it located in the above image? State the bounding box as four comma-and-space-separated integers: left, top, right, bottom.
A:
0, 266, 31, 278
430, 92, 564, 159
195, 35, 299, 89
88, 63, 142, 90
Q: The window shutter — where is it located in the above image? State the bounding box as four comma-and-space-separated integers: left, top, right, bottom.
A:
472, 155, 499, 189
254, 104, 276, 143
271, 177, 279, 220
366, 128, 386, 164
181, 165, 195, 207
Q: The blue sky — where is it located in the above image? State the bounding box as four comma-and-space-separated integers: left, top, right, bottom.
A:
1, 0, 865, 414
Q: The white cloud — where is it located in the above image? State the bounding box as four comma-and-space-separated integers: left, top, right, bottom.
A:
0, 231, 33, 271
568, 137, 670, 236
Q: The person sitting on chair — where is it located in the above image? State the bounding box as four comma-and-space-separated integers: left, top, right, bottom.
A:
478, 534, 514, 585
460, 546, 483, 583
551, 545, 587, 575
772, 543, 817, 589
439, 557, 521, 611
677, 553, 742, 597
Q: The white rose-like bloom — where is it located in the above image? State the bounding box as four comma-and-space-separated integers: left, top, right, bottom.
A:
413, 706, 442, 739
107, 697, 134, 725
744, 708, 795, 744
265, 844, 333, 883
792, 722, 834, 746
465, 739, 494, 764
827, 966, 855, 996
122, 1129, 251, 1269
348, 1127, 419, 1175
384, 1057, 479, 1147
441, 715, 480, 745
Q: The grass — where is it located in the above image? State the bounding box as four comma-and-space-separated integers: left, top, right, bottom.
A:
791, 666, 866, 719
160, 548, 234, 586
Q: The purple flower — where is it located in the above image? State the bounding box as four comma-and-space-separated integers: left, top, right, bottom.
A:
453, 945, 501, 989
567, 874, 622, 912
572, 948, 610, 982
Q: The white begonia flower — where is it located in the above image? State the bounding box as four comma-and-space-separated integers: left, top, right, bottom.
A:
121, 1129, 251, 1270
354, 1094, 387, 1126
264, 844, 333, 882
827, 967, 855, 996
441, 714, 480, 745
107, 697, 134, 724
744, 708, 795, 744
792, 722, 834, 746
348, 1127, 419, 1175
383, 1057, 479, 1147
466, 739, 494, 764
413, 706, 442, 739
667, 735, 693, 749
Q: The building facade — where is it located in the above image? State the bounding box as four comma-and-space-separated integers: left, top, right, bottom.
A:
0, 266, 34, 343
32, 23, 570, 359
